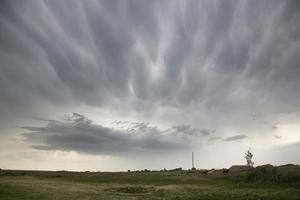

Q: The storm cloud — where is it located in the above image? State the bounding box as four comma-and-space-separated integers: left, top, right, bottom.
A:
0, 0, 300, 170
22, 113, 208, 155
0, 1, 299, 116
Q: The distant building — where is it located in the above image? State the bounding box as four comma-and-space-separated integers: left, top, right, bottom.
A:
229, 165, 253, 172
257, 164, 273, 168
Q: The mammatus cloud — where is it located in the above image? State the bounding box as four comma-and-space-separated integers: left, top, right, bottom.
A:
0, 1, 299, 120
22, 113, 211, 155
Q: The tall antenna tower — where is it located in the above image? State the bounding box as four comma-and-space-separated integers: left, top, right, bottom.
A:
192, 152, 195, 170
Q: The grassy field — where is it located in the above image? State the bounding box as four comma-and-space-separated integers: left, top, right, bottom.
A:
0, 165, 300, 200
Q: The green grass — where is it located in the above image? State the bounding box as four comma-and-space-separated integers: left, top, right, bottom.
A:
0, 165, 300, 199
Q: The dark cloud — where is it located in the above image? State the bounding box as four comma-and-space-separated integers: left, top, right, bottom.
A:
0, 0, 299, 168
0, 0, 299, 115
224, 135, 248, 142
22, 113, 206, 155
171, 125, 213, 136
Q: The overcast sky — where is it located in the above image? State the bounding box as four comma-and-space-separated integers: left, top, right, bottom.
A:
0, 0, 300, 171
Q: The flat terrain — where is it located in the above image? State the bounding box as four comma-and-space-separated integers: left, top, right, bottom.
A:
1, 165, 300, 200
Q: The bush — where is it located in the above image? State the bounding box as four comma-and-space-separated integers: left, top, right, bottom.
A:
168, 168, 183, 172
245, 165, 300, 184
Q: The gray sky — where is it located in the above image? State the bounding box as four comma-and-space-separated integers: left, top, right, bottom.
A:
0, 0, 300, 171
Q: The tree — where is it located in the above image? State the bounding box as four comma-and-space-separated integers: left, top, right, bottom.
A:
245, 148, 254, 167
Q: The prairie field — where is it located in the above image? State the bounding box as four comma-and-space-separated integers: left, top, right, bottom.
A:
1, 165, 300, 200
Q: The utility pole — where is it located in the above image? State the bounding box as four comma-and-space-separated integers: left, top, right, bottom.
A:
192, 152, 195, 170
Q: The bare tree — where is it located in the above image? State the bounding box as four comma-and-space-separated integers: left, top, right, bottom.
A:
245, 148, 254, 167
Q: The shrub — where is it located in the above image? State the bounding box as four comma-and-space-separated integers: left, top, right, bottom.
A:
245, 165, 300, 184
